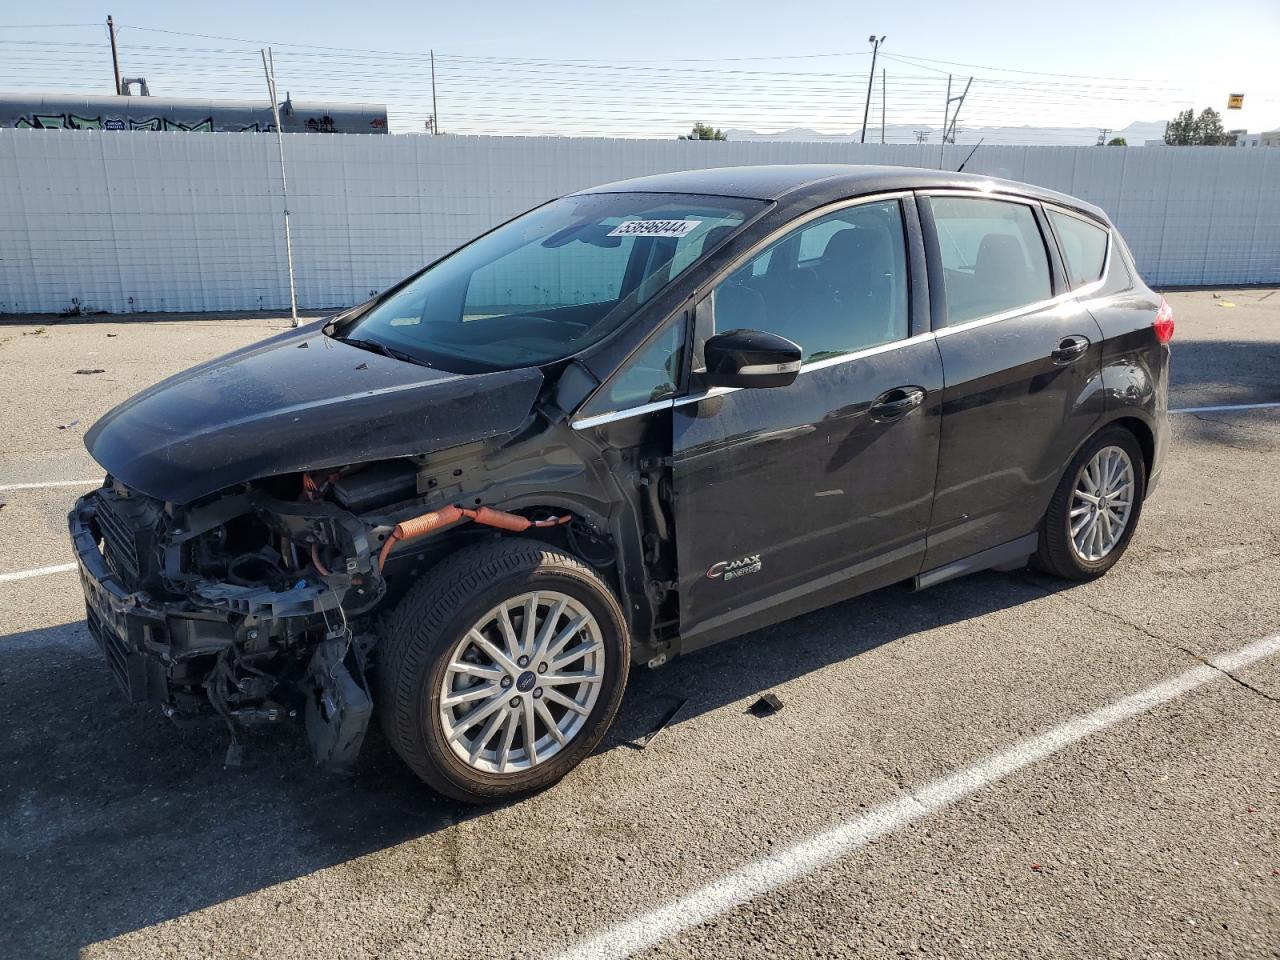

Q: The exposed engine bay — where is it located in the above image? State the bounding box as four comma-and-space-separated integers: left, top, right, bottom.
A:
70, 454, 615, 770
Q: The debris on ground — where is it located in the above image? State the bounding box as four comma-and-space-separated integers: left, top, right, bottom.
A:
74, 368, 105, 375
57, 419, 80, 430
106, 332, 118, 338
749, 692, 784, 717
629, 696, 689, 750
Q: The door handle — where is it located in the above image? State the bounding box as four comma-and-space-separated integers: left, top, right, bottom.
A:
869, 386, 926, 422
1051, 335, 1091, 364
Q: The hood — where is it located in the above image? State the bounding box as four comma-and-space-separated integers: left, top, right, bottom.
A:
85, 325, 544, 504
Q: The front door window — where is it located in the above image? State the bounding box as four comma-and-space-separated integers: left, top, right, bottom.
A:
711, 199, 910, 363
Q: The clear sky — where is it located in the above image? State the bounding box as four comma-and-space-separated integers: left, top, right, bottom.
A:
4, 0, 1278, 140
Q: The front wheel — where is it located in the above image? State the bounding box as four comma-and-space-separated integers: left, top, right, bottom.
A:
376, 539, 629, 803
1036, 426, 1147, 580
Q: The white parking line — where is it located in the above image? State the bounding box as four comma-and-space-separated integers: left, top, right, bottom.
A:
0, 479, 100, 492
0, 562, 78, 584
1171, 401, 1280, 414
552, 632, 1280, 960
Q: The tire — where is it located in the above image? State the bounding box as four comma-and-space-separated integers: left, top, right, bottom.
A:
375, 539, 629, 803
1035, 425, 1147, 581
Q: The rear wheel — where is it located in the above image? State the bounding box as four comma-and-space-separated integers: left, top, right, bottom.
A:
1036, 426, 1146, 580
376, 539, 628, 803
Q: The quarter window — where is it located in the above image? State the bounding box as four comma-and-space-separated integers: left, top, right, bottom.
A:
928, 197, 1052, 326
1048, 210, 1109, 288
711, 200, 910, 363
579, 316, 687, 416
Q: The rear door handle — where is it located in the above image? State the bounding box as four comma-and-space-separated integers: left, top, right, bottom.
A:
869, 386, 926, 422
1051, 335, 1091, 364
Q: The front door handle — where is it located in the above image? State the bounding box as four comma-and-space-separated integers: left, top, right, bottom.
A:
1051, 335, 1091, 364
869, 386, 926, 422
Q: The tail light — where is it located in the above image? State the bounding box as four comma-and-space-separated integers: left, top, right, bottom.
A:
1153, 297, 1175, 344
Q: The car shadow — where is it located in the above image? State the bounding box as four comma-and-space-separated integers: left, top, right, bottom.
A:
1168, 338, 1280, 410
1, 568, 1068, 958
1166, 338, 1280, 456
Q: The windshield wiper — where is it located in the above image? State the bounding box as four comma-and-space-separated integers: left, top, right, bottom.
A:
335, 336, 432, 367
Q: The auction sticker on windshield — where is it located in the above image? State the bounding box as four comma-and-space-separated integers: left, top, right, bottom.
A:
608, 219, 703, 238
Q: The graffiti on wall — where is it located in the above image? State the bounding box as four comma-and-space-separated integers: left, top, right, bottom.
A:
3, 98, 390, 134
12, 112, 253, 132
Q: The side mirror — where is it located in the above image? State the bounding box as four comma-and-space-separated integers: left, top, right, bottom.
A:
703, 329, 802, 389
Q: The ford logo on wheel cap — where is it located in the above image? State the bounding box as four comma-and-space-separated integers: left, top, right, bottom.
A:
516, 671, 537, 692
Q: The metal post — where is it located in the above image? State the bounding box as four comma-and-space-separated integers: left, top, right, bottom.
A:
261, 48, 299, 327
940, 74, 951, 168
859, 35, 884, 144
881, 68, 886, 144
430, 49, 439, 134
107, 15, 122, 95
944, 77, 973, 145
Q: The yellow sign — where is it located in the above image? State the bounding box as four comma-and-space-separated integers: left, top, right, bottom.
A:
1228, 93, 1245, 109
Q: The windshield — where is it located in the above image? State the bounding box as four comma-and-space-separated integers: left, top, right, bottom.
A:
334, 191, 766, 371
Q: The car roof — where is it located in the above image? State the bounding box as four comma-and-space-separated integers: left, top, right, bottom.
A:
575, 163, 1108, 223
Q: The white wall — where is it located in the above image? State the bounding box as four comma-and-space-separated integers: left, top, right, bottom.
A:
1, 130, 1277, 314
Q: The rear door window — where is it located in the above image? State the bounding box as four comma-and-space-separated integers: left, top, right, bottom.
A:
928, 196, 1052, 326
1048, 210, 1109, 288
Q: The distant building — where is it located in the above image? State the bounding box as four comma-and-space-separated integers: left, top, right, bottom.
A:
1227, 128, 1280, 147
0, 93, 389, 134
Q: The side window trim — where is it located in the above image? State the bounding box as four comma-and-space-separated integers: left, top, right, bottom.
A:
1031, 201, 1070, 296
901, 193, 931, 339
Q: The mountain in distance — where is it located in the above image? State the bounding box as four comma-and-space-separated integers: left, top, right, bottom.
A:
722, 120, 1168, 146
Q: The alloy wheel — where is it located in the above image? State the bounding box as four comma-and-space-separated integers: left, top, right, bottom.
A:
1069, 445, 1135, 562
438, 591, 604, 774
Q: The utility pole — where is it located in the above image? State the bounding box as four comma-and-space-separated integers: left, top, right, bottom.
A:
914, 129, 930, 145
939, 74, 972, 166
939, 75, 951, 168
1096, 127, 1110, 146
880, 68, 886, 144
106, 15, 122, 95
261, 48, 299, 328
430, 49, 439, 134
859, 35, 885, 144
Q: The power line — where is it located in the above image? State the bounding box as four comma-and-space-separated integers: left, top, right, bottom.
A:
878, 49, 1172, 82
0, 23, 1226, 143
0, 22, 100, 28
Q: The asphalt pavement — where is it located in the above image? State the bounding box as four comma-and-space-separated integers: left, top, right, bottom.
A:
1, 290, 1277, 959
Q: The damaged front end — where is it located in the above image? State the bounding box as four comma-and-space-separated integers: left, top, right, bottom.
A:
71, 471, 386, 770
71, 458, 584, 771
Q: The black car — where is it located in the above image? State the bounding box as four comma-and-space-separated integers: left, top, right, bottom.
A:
70, 164, 1172, 802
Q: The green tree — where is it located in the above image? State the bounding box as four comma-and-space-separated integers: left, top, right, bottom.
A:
1164, 108, 1228, 145
1106, 136, 1127, 146
1164, 109, 1196, 144
1194, 107, 1227, 145
680, 122, 727, 141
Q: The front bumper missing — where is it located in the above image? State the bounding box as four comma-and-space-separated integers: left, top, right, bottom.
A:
71, 493, 251, 705
71, 490, 378, 769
